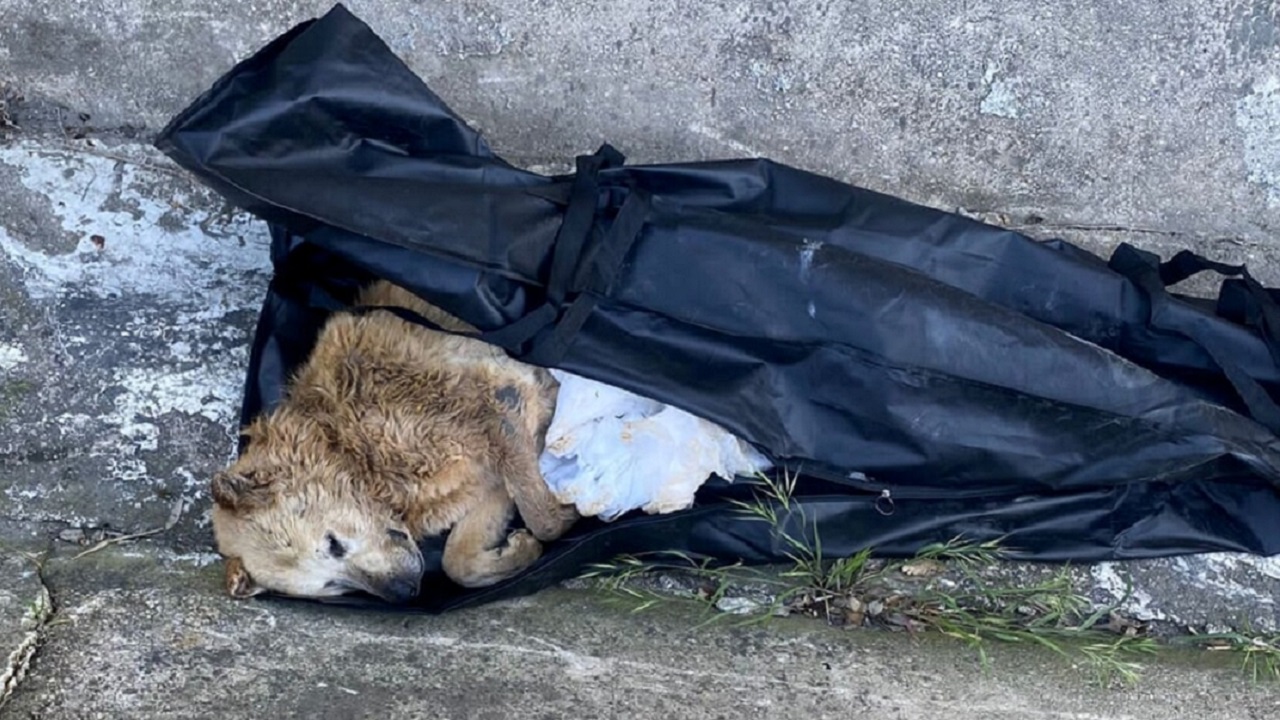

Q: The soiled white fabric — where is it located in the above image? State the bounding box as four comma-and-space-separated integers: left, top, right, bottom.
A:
538, 369, 773, 521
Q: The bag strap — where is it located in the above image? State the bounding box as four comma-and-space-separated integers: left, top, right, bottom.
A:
1156, 248, 1280, 369
1109, 243, 1280, 434
306, 144, 648, 367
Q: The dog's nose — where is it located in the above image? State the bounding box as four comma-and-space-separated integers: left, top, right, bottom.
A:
379, 577, 420, 604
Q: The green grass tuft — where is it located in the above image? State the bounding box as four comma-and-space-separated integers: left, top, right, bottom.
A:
579, 468, 1276, 687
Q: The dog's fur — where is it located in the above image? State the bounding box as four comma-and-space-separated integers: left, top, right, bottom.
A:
210, 280, 578, 602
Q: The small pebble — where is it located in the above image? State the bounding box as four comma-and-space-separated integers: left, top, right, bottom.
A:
716, 596, 762, 615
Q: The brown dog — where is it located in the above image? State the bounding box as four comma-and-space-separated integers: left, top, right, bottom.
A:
210, 280, 579, 602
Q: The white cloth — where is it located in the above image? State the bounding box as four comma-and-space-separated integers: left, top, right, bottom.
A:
539, 369, 773, 521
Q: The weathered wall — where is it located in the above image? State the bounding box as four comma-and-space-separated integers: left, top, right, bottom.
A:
2, 0, 1279, 240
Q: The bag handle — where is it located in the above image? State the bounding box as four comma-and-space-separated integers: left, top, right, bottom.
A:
1109, 243, 1280, 434
306, 144, 649, 367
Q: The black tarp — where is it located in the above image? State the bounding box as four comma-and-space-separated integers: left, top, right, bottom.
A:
154, 3, 1280, 613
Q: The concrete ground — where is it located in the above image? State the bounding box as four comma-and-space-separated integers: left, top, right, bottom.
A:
2, 0, 1280, 717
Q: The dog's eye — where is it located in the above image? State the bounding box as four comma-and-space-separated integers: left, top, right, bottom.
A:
325, 532, 347, 558
387, 529, 409, 542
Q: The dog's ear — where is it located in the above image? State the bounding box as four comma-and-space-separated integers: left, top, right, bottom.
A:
210, 470, 273, 511
224, 556, 266, 599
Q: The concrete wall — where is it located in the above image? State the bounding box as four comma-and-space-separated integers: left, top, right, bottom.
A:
3, 0, 1279, 241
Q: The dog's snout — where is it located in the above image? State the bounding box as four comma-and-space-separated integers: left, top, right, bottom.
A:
377, 576, 420, 604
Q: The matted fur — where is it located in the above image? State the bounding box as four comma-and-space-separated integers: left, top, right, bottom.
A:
210, 280, 578, 602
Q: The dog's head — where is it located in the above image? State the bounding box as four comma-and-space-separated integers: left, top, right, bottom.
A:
209, 462, 424, 604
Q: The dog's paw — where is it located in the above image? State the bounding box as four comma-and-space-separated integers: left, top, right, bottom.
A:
526, 502, 580, 543
503, 528, 544, 563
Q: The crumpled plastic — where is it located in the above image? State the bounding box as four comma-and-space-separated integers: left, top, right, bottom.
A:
540, 369, 773, 520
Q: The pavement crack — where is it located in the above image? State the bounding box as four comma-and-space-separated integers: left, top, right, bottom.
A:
0, 553, 58, 712
1017, 222, 1259, 246
1020, 222, 1184, 236
0, 516, 75, 530
957, 207, 1264, 248
24, 137, 189, 179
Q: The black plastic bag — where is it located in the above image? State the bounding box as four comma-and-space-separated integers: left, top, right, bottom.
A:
155, 4, 1280, 613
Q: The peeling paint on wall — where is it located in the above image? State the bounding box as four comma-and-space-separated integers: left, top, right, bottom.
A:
979, 62, 1021, 119
0, 141, 271, 306
0, 140, 272, 521
0, 343, 27, 371
1236, 75, 1280, 206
